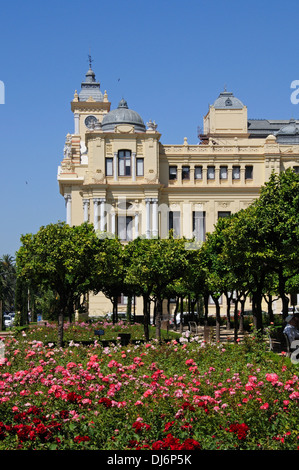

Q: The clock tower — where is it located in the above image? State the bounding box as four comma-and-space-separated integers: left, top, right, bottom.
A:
71, 64, 111, 140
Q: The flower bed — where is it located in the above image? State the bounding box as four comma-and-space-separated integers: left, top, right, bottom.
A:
0, 322, 298, 450
17, 320, 179, 345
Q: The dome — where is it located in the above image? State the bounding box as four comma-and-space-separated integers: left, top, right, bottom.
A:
101, 98, 146, 132
213, 91, 244, 109
79, 67, 104, 102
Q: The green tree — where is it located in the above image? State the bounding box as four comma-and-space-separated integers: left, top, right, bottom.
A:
252, 169, 299, 317
221, 207, 269, 332
0, 254, 16, 313
199, 217, 234, 341
14, 275, 28, 326
94, 237, 126, 324
16, 222, 101, 346
125, 236, 189, 341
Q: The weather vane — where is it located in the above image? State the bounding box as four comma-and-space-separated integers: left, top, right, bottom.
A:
88, 53, 93, 69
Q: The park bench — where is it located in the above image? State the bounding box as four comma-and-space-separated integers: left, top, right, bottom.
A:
268, 330, 298, 357
188, 321, 198, 335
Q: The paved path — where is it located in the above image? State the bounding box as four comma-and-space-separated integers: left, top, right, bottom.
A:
0, 331, 14, 338
170, 324, 246, 343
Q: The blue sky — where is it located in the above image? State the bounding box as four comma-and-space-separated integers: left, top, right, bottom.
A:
0, 0, 298, 257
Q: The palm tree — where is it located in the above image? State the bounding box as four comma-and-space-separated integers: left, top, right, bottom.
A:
0, 254, 16, 312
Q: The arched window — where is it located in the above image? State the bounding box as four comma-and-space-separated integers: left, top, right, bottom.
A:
118, 150, 131, 176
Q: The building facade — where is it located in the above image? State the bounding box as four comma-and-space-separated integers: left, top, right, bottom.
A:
57, 67, 299, 316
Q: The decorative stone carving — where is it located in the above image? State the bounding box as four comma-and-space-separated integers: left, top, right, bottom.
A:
73, 90, 79, 102
145, 170, 158, 182
63, 134, 72, 159
61, 158, 75, 173
147, 120, 158, 131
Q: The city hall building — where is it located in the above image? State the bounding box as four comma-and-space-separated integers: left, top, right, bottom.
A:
57, 65, 299, 317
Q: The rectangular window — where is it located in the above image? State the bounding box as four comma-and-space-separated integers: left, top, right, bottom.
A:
220, 166, 228, 179
245, 165, 253, 179
192, 211, 206, 242
118, 150, 131, 176
105, 157, 113, 176
118, 294, 128, 305
208, 295, 223, 305
182, 166, 190, 180
194, 166, 202, 180
294, 166, 299, 174
169, 166, 177, 180
232, 165, 240, 180
136, 158, 144, 176
118, 216, 133, 241
218, 211, 231, 219
169, 211, 180, 237
207, 166, 215, 180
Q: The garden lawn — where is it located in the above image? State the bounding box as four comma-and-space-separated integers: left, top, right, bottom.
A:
0, 321, 298, 450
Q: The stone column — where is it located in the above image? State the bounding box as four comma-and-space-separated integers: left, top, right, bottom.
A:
82, 199, 90, 222
64, 194, 72, 225
240, 166, 245, 185
132, 152, 136, 181
74, 113, 79, 134
182, 202, 192, 239
93, 198, 100, 231
114, 152, 118, 182
152, 198, 158, 238
135, 212, 139, 238
100, 198, 106, 232
145, 198, 151, 239
111, 210, 116, 236
177, 167, 182, 185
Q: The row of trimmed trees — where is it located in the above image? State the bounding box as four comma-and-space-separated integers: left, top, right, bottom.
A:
16, 169, 299, 346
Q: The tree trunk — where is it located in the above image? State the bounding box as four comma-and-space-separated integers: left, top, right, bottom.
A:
268, 295, 274, 323
252, 291, 263, 332
197, 296, 204, 324
180, 296, 184, 334
173, 297, 179, 330
233, 298, 239, 342
153, 299, 157, 326
143, 294, 150, 341
264, 294, 275, 323
213, 296, 221, 342
278, 267, 289, 319
190, 297, 196, 320
113, 296, 118, 324
238, 295, 246, 334
58, 311, 64, 348
225, 292, 232, 330
204, 293, 209, 326
155, 296, 162, 342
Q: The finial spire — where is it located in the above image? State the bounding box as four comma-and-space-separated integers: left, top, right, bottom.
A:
88, 52, 93, 69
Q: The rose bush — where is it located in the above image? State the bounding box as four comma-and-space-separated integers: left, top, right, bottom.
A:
0, 322, 298, 450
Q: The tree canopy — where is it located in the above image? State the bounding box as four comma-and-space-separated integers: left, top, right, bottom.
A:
16, 222, 101, 346
14, 169, 299, 340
